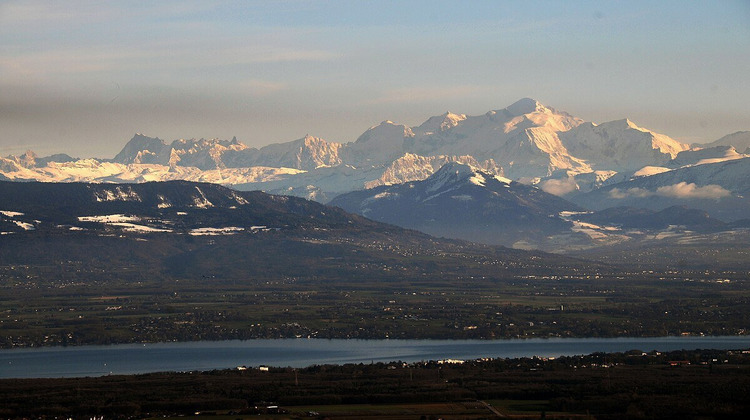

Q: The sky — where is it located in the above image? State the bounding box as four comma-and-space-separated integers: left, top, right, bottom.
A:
1, 0, 748, 159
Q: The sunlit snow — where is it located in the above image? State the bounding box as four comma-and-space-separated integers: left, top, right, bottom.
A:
78, 214, 140, 223
192, 187, 213, 208
94, 186, 141, 202
189, 227, 245, 236
0, 211, 24, 217
633, 166, 671, 177
13, 220, 35, 231
109, 223, 172, 233
157, 195, 172, 208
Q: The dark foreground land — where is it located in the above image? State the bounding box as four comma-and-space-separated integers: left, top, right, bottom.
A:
2, 185, 750, 347
2, 348, 750, 419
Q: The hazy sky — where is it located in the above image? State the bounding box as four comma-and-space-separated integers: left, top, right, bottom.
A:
1, 0, 748, 158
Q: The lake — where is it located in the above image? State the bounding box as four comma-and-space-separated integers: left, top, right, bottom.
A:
1, 336, 749, 379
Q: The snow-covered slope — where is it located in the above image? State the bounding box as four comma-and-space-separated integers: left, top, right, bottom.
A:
536, 137, 739, 198
671, 146, 748, 167
412, 112, 467, 136
559, 119, 689, 172
330, 162, 583, 248
233, 164, 385, 202
698, 131, 750, 153
344, 120, 415, 167
0, 151, 76, 172
572, 157, 750, 221
365, 153, 502, 188
0, 157, 303, 185
407, 98, 590, 178
233, 134, 344, 170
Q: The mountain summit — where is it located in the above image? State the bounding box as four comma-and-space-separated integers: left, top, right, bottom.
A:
0, 97, 722, 206
505, 97, 549, 116
101, 98, 685, 183
329, 162, 582, 247
560, 119, 689, 171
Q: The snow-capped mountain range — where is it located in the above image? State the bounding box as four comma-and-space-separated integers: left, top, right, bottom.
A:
572, 156, 750, 221
2, 98, 748, 217
330, 161, 749, 251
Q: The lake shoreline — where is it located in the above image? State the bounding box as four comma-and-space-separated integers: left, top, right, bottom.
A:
3, 346, 750, 419
3, 335, 750, 379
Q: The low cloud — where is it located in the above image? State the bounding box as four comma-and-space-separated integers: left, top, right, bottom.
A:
655, 182, 731, 199
539, 177, 578, 196
609, 182, 731, 200
609, 187, 651, 199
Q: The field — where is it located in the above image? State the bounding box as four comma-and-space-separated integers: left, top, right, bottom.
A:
3, 251, 750, 348
2, 260, 749, 347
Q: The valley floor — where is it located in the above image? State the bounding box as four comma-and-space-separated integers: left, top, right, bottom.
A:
2, 264, 749, 348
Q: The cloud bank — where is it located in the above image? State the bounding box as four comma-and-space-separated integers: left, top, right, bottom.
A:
539, 177, 578, 196
609, 182, 731, 200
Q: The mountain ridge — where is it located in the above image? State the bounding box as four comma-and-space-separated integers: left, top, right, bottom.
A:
4, 98, 746, 215
7, 98, 691, 179
571, 157, 750, 221
329, 162, 583, 248
0, 179, 591, 278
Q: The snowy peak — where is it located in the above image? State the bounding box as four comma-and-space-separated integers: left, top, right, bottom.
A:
499, 98, 583, 132
112, 133, 344, 172
170, 137, 248, 153
17, 150, 37, 168
425, 162, 509, 193
347, 120, 415, 166
2, 97, 745, 209
365, 153, 502, 188
415, 112, 467, 135
167, 138, 243, 170
506, 97, 547, 116
700, 131, 750, 153
113, 134, 167, 164
560, 118, 690, 171
596, 119, 689, 158
246, 134, 344, 170
355, 120, 415, 144
511, 100, 583, 132
329, 160, 583, 248
608, 118, 638, 129
113, 134, 255, 169
429, 161, 483, 186
432, 161, 483, 180
0, 150, 76, 173
407, 98, 587, 178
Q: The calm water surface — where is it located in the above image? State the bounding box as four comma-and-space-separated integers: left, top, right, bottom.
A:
1, 336, 749, 378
